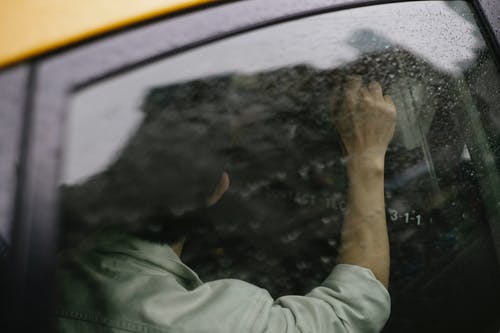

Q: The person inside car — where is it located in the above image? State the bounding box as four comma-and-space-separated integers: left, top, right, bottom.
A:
56, 76, 395, 333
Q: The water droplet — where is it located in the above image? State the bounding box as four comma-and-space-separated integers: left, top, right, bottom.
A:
320, 256, 331, 264
321, 216, 332, 224
296, 261, 311, 270
281, 230, 301, 243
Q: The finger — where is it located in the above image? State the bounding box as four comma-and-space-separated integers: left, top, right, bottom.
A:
368, 81, 383, 98
383, 95, 394, 105
345, 75, 362, 105
345, 75, 362, 92
359, 86, 371, 99
384, 95, 397, 117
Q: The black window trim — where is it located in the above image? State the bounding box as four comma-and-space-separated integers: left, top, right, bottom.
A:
474, 0, 500, 65
5, 0, 500, 331
470, 0, 500, 268
0, 64, 31, 331
0, 65, 30, 245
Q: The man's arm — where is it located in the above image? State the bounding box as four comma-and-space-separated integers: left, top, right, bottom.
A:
258, 77, 395, 333
333, 76, 396, 289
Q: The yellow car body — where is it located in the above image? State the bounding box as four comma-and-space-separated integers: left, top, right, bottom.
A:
0, 0, 214, 68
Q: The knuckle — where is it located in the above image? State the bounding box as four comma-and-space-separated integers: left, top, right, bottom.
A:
361, 95, 372, 103
384, 108, 397, 120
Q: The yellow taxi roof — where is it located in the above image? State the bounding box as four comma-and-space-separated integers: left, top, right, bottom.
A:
0, 0, 214, 69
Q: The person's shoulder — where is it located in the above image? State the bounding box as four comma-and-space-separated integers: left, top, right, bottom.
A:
202, 277, 264, 289
195, 278, 270, 298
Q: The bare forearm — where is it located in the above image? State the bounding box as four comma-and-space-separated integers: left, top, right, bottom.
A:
330, 77, 395, 289
337, 156, 390, 288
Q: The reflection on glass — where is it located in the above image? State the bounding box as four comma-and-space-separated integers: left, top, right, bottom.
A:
58, 1, 500, 333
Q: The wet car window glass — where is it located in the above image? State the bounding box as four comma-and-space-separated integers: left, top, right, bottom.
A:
59, 1, 500, 332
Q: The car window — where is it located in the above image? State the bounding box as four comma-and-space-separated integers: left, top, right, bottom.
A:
58, 1, 500, 332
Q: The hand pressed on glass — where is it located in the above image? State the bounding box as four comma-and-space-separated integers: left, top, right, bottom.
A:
332, 76, 396, 163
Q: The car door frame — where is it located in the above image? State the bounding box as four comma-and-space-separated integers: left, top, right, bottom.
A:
1, 0, 499, 331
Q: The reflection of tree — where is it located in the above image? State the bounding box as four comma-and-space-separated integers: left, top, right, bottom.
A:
61, 46, 500, 332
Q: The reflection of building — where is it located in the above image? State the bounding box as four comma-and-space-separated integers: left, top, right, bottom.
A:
150, 47, 500, 333
62, 46, 500, 333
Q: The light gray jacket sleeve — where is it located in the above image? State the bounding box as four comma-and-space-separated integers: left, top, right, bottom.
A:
253, 264, 391, 333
